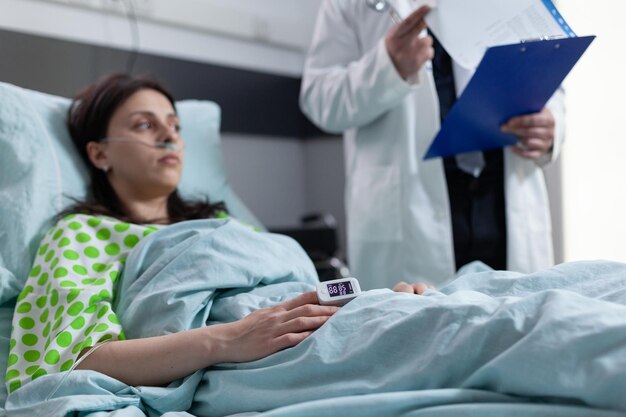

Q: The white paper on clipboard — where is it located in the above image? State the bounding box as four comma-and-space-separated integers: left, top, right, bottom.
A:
409, 0, 577, 69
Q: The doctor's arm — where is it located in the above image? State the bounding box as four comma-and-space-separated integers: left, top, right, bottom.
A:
76, 292, 338, 387
300, 2, 433, 133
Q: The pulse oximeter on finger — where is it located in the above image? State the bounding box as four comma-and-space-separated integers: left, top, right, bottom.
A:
317, 277, 362, 306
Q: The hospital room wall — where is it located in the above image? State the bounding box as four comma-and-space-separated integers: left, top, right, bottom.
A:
8, 0, 613, 265
221, 134, 346, 249
557, 1, 626, 263
0, 0, 347, 251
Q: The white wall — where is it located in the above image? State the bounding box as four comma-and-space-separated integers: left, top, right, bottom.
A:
10, 0, 608, 263
558, 2, 626, 262
0, 0, 333, 232
0, 0, 319, 76
222, 134, 347, 246
303, 137, 346, 255
221, 134, 308, 228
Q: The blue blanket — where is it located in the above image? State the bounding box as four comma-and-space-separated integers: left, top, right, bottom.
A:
5, 219, 626, 417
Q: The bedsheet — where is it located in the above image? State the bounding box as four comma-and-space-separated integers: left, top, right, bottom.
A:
5, 219, 626, 417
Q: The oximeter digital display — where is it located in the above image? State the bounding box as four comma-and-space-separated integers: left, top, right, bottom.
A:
317, 277, 361, 306
327, 281, 355, 297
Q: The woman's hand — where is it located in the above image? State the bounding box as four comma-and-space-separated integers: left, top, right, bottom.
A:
75, 292, 338, 387
501, 107, 555, 160
392, 281, 434, 295
208, 291, 339, 364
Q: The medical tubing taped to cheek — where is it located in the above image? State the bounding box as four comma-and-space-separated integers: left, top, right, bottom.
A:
44, 340, 112, 402
101, 137, 184, 152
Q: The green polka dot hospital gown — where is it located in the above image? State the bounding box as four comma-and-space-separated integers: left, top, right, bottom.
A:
5, 214, 161, 393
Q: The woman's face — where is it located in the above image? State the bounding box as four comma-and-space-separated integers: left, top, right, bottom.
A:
99, 88, 184, 199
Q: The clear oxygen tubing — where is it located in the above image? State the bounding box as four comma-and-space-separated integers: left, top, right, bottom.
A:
100, 137, 184, 152
44, 340, 113, 403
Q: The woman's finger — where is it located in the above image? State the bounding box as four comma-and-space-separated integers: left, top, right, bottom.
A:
273, 331, 313, 351
411, 283, 430, 295
283, 303, 340, 321
279, 315, 333, 335
393, 281, 414, 293
278, 291, 320, 311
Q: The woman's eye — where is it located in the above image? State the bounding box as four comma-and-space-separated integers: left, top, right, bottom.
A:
135, 121, 152, 130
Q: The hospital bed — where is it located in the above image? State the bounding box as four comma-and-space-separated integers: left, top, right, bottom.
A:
0, 80, 263, 414
2, 81, 626, 417
0, 80, 356, 415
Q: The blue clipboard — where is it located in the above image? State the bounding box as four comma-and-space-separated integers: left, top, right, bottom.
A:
424, 35, 595, 160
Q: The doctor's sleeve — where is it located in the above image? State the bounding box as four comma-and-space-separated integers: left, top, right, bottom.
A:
299, 0, 415, 134
536, 86, 566, 167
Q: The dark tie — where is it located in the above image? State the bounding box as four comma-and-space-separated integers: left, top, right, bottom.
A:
429, 31, 485, 178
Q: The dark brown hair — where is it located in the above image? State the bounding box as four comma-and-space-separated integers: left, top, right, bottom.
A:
63, 73, 227, 224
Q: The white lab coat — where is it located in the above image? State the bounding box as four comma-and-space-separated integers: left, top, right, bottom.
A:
300, 0, 565, 289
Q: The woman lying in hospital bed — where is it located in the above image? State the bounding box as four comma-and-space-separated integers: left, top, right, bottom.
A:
5, 74, 626, 417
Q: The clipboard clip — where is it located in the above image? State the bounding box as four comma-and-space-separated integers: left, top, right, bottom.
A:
519, 35, 567, 52
520, 34, 566, 43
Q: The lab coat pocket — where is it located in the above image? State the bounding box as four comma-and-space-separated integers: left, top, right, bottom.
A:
349, 166, 402, 242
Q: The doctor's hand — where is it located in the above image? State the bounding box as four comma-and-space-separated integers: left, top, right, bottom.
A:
385, 5, 434, 80
501, 107, 555, 160
392, 281, 435, 295
207, 291, 339, 364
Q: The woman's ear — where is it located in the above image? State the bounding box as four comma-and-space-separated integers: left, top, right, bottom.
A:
86, 141, 111, 173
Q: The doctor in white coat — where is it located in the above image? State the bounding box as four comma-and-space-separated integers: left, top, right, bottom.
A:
300, 1, 565, 289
